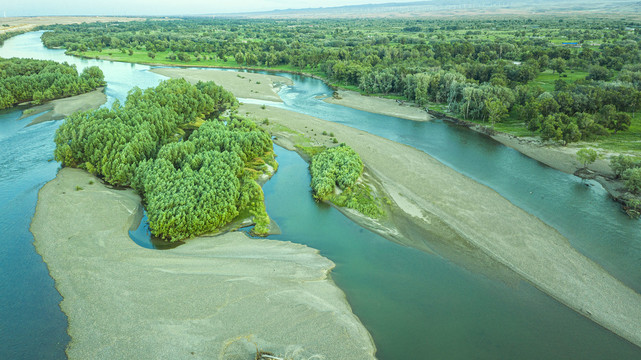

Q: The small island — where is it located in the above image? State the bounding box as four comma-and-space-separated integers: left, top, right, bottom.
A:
54, 78, 275, 240
0, 57, 105, 109
33, 75, 377, 359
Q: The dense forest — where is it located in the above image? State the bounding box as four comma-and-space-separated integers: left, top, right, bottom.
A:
40, 17, 641, 148
54, 78, 275, 241
0, 57, 105, 109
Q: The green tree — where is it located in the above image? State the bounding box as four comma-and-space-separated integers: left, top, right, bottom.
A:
611, 112, 631, 134
485, 97, 508, 128
550, 58, 566, 74
576, 148, 598, 169
587, 65, 611, 81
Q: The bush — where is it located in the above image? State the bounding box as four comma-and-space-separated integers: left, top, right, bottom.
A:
576, 148, 597, 168
329, 183, 383, 218
623, 168, 641, 194
309, 145, 383, 218
624, 198, 641, 218
610, 155, 641, 178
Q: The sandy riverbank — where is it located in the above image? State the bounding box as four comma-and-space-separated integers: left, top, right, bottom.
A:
491, 132, 614, 175
22, 88, 107, 126
489, 132, 640, 207
31, 168, 375, 359
240, 103, 641, 349
151, 68, 293, 102
324, 90, 431, 122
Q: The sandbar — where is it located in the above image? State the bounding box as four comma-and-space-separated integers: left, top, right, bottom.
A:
241, 103, 641, 349
324, 89, 431, 122
151, 68, 293, 103
23, 87, 107, 126
31, 168, 375, 359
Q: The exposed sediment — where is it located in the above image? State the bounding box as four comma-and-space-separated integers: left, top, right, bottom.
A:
324, 89, 431, 122
23, 87, 107, 126
151, 68, 293, 103
31, 168, 376, 360
241, 103, 641, 349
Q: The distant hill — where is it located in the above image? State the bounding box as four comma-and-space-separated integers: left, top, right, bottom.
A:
205, 0, 641, 19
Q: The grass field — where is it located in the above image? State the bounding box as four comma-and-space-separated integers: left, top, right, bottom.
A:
529, 69, 589, 92
596, 112, 641, 153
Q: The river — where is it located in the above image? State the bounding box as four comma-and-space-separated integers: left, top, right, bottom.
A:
1, 31, 640, 359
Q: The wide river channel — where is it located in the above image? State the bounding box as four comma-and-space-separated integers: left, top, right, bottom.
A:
1, 31, 641, 359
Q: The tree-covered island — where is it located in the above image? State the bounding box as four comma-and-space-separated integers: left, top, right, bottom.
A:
0, 57, 105, 109
54, 78, 277, 241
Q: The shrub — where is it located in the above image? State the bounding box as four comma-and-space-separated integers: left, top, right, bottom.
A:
576, 148, 597, 168
623, 168, 641, 194
610, 155, 641, 178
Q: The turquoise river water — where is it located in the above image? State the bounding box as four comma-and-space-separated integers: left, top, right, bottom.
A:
1, 31, 640, 359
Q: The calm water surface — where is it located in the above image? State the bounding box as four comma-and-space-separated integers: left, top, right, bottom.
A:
1, 31, 640, 359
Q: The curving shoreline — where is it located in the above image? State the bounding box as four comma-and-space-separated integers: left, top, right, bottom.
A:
334, 91, 637, 210
37, 66, 641, 355
150, 68, 293, 102
22, 87, 107, 126
238, 103, 641, 349
324, 90, 431, 122
31, 168, 376, 359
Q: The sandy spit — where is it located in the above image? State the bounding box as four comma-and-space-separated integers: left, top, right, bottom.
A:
241, 103, 641, 349
31, 168, 375, 360
151, 68, 293, 103
24, 88, 107, 126
324, 90, 431, 122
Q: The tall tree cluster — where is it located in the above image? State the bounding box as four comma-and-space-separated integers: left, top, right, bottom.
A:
0, 58, 105, 109
310, 144, 364, 200
54, 79, 274, 241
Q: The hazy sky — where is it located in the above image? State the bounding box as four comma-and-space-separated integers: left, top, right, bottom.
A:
4, 0, 411, 16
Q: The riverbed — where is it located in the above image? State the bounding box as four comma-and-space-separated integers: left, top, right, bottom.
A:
2, 31, 641, 359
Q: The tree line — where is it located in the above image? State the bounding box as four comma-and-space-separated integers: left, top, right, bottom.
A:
54, 78, 275, 241
0, 58, 105, 109
40, 17, 641, 144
